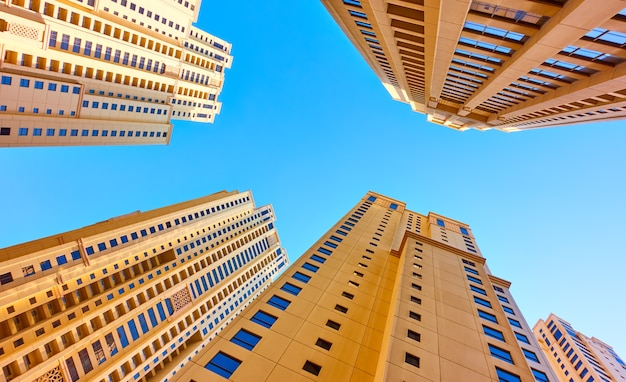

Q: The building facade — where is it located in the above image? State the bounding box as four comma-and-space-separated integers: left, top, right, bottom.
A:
534, 314, 626, 382
172, 192, 556, 381
0, 0, 231, 147
321, 0, 626, 132
0, 190, 288, 382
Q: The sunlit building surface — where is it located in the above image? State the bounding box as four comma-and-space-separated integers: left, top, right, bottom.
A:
172, 192, 556, 381
0, 0, 231, 147
0, 190, 288, 381
321, 0, 626, 132
534, 313, 626, 382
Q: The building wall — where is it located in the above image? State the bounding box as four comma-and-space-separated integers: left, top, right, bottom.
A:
320, 0, 626, 132
534, 314, 626, 382
171, 192, 556, 382
0, 0, 231, 147
0, 190, 288, 382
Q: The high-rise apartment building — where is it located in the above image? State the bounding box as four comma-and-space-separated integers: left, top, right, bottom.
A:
171, 192, 556, 381
0, 190, 288, 382
321, 0, 626, 132
0, 0, 231, 147
534, 313, 626, 382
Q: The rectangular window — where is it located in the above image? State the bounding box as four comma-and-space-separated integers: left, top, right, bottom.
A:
310, 254, 326, 264
503, 306, 515, 315
0, 75, 11, 85
94, 44, 102, 58
267, 295, 290, 310
508, 318, 522, 328
231, 329, 262, 350
205, 352, 241, 379
60, 34, 70, 50
531, 369, 549, 382
20, 79, 30, 87
471, 285, 487, 295
250, 310, 277, 328
407, 329, 421, 342
18, 128, 28, 136
302, 263, 319, 273
405, 352, 420, 367
436, 219, 445, 227
409, 311, 421, 321
523, 349, 539, 363
78, 348, 93, 374
496, 367, 521, 382
84, 41, 92, 56
474, 296, 492, 308
49, 31, 57, 47
40, 260, 52, 271
72, 37, 81, 53
490, 344, 514, 364
303, 361, 321, 376
326, 320, 341, 330
515, 332, 530, 344
0, 127, 10, 136
292, 272, 311, 283
280, 283, 301, 296
116, 326, 129, 348
467, 275, 482, 284
460, 227, 469, 235
478, 310, 498, 323
483, 326, 505, 341
465, 266, 479, 275
498, 295, 509, 303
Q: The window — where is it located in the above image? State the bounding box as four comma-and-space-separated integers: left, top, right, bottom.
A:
409, 311, 421, 321
40, 260, 52, 271
292, 272, 311, 283
61, 85, 69, 93
342, 291, 354, 299
334, 304, 348, 313
20, 79, 30, 87
18, 128, 28, 136
302, 361, 321, 376
410, 296, 421, 304
316, 338, 332, 350
483, 326, 505, 341
56, 255, 67, 265
467, 275, 482, 284
436, 219, 445, 227
478, 310, 498, 323
471, 285, 487, 295
0, 127, 10, 136
489, 344, 514, 364
464, 266, 479, 275
531, 369, 549, 382
250, 310, 277, 328
460, 227, 469, 235
205, 352, 241, 379
34, 81, 44, 89
326, 320, 341, 330
267, 295, 290, 310
405, 353, 420, 367
407, 329, 421, 342
498, 295, 509, 303
0, 272, 13, 285
302, 263, 319, 273
310, 254, 326, 264
367, 196, 376, 202
503, 306, 515, 315
1, 75, 11, 85
496, 367, 521, 382
515, 332, 530, 344
523, 349, 539, 363
280, 283, 301, 296
231, 329, 261, 350
474, 296, 492, 308
411, 283, 421, 291
508, 318, 522, 328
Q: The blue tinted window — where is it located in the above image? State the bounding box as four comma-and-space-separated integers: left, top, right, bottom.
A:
292, 272, 311, 283
437, 219, 445, 227
231, 329, 262, 350
318, 247, 332, 256
280, 283, 302, 296
267, 295, 290, 310
470, 285, 487, 295
329, 235, 343, 243
489, 344, 514, 364
147, 308, 158, 327
97, 242, 106, 251
531, 369, 548, 382
310, 255, 326, 264
116, 326, 129, 348
1, 76, 11, 85
467, 275, 482, 284
85, 246, 94, 255
205, 352, 241, 379
56, 255, 67, 265
483, 326, 505, 341
71, 250, 81, 260
324, 241, 338, 249
40, 260, 52, 271
20, 79, 30, 87
498, 295, 509, 303
508, 318, 522, 328
137, 314, 149, 334
390, 203, 398, 210
61, 85, 69, 92
128, 320, 139, 340
302, 263, 319, 273
503, 306, 515, 315
34, 81, 44, 89
156, 303, 167, 321
523, 349, 539, 363
251, 310, 277, 328
496, 368, 521, 382
474, 296, 492, 308
515, 332, 530, 344
464, 266, 479, 275
478, 310, 498, 323
460, 227, 469, 235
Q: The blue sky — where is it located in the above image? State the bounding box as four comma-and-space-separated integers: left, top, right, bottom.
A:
1, 1, 625, 356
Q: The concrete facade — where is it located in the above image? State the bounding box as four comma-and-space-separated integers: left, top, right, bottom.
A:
534, 314, 626, 382
171, 192, 556, 381
321, 0, 626, 132
0, 190, 288, 382
0, 0, 231, 147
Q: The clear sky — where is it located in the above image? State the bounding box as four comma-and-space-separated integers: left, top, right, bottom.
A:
1, 1, 625, 357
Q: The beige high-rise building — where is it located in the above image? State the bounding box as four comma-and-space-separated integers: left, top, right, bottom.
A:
534, 313, 626, 382
0, 0, 231, 147
171, 192, 556, 381
321, 0, 626, 132
0, 190, 288, 382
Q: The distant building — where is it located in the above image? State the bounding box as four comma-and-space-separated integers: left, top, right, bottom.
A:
0, 0, 231, 147
534, 313, 626, 382
172, 192, 556, 382
321, 0, 626, 132
0, 190, 288, 381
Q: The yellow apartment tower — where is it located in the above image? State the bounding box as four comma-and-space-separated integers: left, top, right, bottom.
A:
0, 0, 231, 147
0, 190, 288, 382
321, 0, 626, 132
172, 192, 557, 382
534, 313, 626, 382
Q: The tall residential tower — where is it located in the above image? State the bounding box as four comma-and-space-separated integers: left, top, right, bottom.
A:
0, 190, 288, 382
534, 313, 626, 382
321, 0, 626, 132
172, 192, 556, 382
0, 0, 231, 147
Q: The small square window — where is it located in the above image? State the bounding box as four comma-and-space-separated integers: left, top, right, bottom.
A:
405, 353, 420, 367
407, 329, 421, 342
20, 79, 30, 87
60, 85, 69, 93
34, 81, 44, 89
